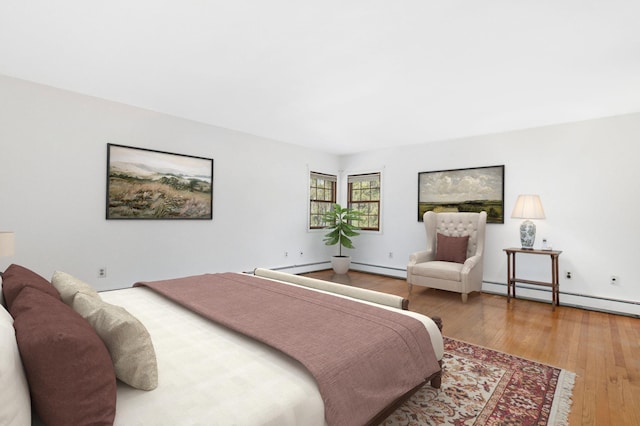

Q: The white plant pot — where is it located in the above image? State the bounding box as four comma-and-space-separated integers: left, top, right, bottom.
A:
331, 256, 351, 274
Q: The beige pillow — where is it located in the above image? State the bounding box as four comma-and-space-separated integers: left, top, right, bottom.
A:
72, 293, 158, 390
51, 271, 101, 306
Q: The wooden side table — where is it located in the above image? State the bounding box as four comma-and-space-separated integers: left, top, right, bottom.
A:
504, 247, 562, 310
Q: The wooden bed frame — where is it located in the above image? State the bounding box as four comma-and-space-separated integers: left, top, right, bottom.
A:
367, 316, 443, 425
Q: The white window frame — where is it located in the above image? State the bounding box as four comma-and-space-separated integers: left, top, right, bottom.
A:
308, 171, 337, 230
345, 170, 383, 233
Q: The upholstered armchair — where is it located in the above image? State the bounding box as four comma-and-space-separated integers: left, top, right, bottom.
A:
407, 211, 487, 302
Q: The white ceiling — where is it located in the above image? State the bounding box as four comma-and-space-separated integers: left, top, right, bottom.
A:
1, 1, 639, 155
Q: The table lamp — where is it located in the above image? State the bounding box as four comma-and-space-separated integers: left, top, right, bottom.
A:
0, 232, 14, 257
0, 232, 15, 278
510, 195, 545, 249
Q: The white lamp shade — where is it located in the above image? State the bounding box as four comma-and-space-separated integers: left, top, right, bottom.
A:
511, 195, 545, 219
0, 232, 15, 257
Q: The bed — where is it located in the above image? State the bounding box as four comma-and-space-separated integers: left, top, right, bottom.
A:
1, 264, 444, 426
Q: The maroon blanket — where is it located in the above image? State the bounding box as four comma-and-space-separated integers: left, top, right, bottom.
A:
134, 273, 439, 426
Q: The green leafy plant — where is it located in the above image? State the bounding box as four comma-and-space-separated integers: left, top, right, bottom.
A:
322, 203, 364, 256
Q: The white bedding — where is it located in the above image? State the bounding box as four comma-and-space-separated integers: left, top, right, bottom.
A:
101, 287, 325, 426
100, 275, 444, 425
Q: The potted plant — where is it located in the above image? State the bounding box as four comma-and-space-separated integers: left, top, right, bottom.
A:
322, 203, 364, 274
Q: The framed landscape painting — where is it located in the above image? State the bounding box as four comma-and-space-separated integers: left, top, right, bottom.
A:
106, 144, 213, 220
418, 165, 504, 223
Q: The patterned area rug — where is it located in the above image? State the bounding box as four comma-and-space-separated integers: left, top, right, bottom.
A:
383, 337, 575, 425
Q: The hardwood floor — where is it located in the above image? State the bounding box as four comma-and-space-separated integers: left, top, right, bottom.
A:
301, 270, 640, 426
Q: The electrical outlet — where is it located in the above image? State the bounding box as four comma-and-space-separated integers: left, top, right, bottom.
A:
388, 252, 393, 259
284, 251, 288, 257
299, 250, 304, 256
98, 267, 107, 278
565, 271, 572, 279
610, 275, 619, 285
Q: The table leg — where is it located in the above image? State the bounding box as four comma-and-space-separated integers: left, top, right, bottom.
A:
512, 253, 517, 300
554, 255, 560, 308
506, 252, 512, 302
550, 255, 556, 310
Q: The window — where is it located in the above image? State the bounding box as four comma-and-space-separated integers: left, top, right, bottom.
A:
348, 172, 381, 231
309, 172, 336, 229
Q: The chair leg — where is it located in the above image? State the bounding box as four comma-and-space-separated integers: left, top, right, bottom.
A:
461, 293, 468, 303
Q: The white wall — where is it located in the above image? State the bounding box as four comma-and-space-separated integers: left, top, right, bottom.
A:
340, 113, 640, 316
2, 74, 639, 316
0, 75, 338, 290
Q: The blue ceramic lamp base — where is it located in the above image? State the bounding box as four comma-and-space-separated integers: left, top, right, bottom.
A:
519, 220, 536, 249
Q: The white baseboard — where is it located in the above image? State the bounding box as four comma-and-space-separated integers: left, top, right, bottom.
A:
252, 261, 331, 276
482, 281, 640, 318
258, 262, 640, 318
349, 262, 407, 279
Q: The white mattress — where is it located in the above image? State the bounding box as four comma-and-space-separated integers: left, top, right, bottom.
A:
100, 280, 443, 425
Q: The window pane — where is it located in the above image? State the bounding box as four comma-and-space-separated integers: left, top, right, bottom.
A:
347, 172, 380, 231
310, 172, 337, 229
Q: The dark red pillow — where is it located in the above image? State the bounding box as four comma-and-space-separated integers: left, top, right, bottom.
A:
2, 264, 61, 310
435, 233, 469, 264
11, 287, 116, 426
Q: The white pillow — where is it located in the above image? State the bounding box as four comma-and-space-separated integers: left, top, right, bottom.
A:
0, 305, 31, 425
51, 271, 101, 306
72, 293, 158, 390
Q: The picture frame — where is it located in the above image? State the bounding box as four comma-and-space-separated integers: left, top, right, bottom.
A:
106, 144, 213, 220
418, 165, 504, 223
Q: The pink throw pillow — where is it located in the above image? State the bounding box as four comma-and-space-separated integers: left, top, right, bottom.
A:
11, 287, 117, 426
2, 264, 61, 310
435, 233, 469, 264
